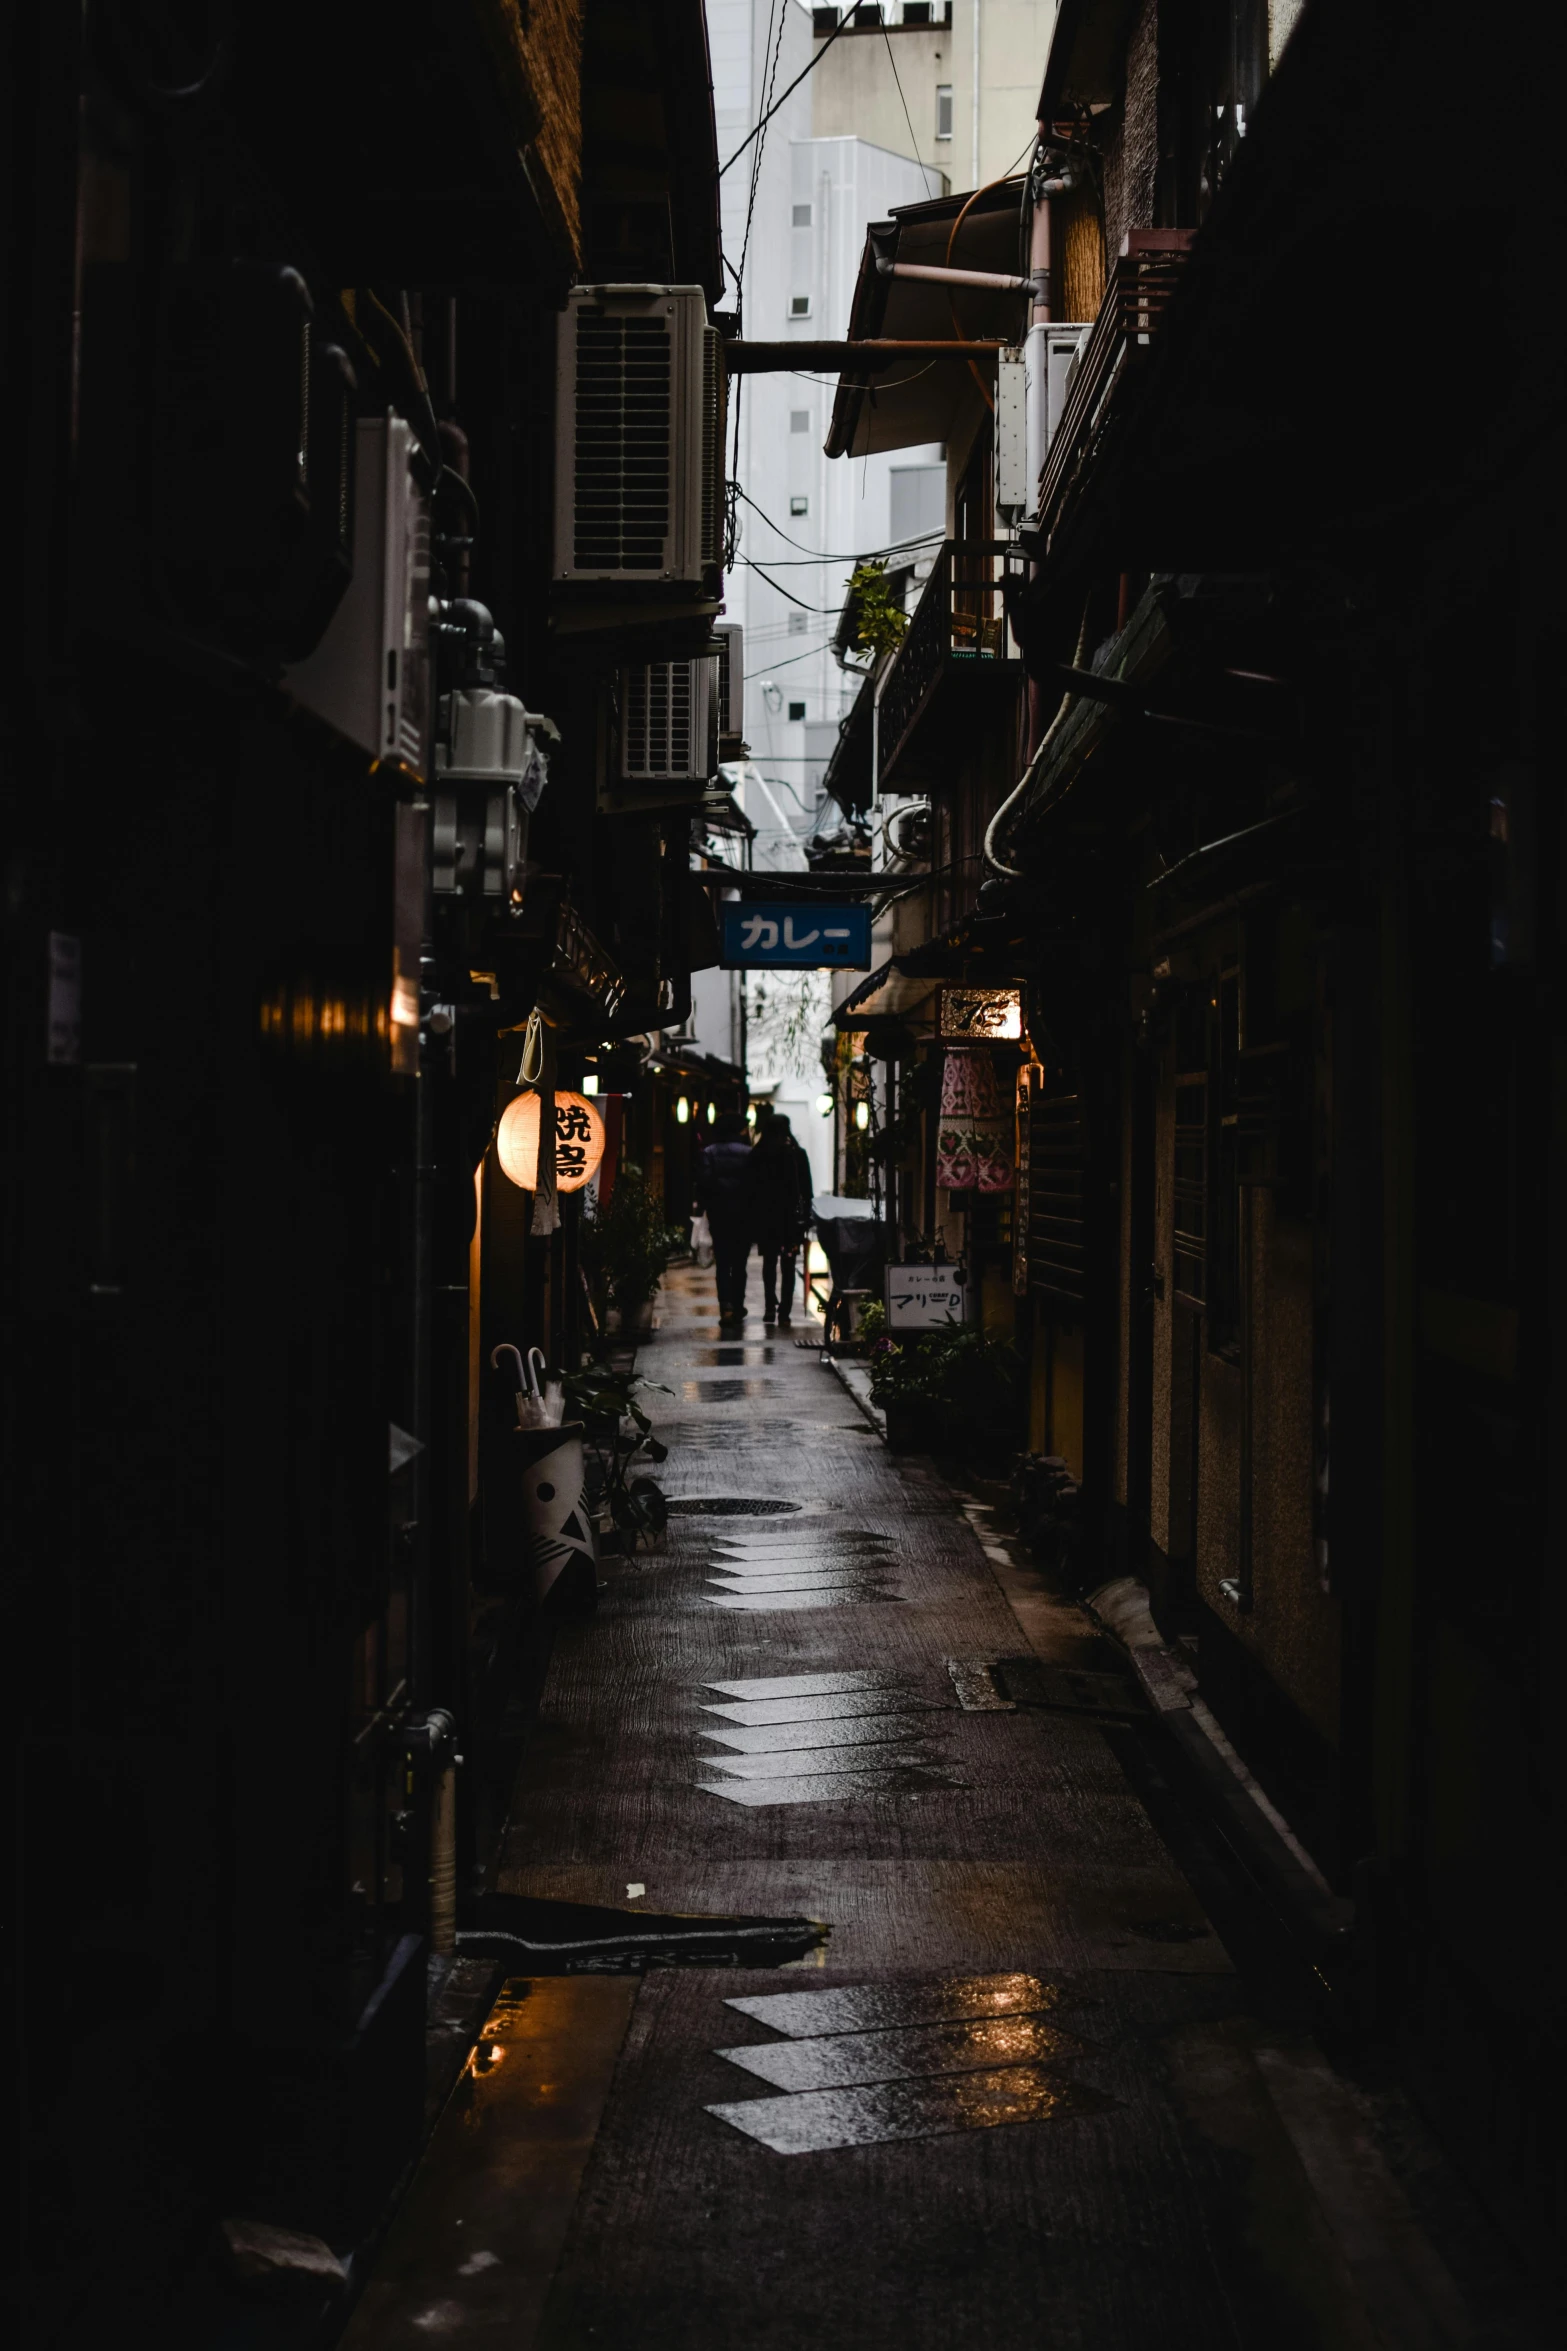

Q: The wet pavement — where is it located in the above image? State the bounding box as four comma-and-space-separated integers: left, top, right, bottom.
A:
346, 1264, 1544, 2349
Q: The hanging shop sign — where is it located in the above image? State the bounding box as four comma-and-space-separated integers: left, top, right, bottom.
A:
939, 985, 1024, 1042
721, 901, 872, 969
884, 1266, 972, 1330
496, 1089, 606, 1193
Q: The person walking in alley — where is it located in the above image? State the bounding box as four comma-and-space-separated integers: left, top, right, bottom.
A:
694, 1111, 754, 1334
745, 1112, 813, 1328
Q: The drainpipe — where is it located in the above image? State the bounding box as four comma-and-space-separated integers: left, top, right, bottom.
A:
405, 1707, 461, 1953
970, 0, 981, 191
1024, 127, 1054, 764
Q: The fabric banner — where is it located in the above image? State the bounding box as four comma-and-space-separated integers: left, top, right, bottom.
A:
936, 1047, 1014, 1193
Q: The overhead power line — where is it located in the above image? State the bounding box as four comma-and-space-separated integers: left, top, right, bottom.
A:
719, 3, 876, 179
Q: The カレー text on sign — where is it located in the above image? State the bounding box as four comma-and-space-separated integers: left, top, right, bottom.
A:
720, 902, 872, 970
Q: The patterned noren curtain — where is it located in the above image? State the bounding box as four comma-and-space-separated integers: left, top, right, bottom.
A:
936, 1048, 1014, 1193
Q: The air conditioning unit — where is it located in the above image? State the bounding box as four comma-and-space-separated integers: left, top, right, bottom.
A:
714, 622, 744, 745
619, 658, 717, 785
995, 347, 1027, 523
1024, 323, 1092, 522
554, 286, 724, 595
432, 690, 557, 902
285, 414, 430, 774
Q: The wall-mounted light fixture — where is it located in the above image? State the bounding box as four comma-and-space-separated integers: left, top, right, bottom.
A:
675, 1095, 690, 1125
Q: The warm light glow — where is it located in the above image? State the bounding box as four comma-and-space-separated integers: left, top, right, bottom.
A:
746, 1105, 757, 1126
496, 1090, 605, 1193
855, 1101, 870, 1130
816, 1093, 834, 1116
706, 1102, 716, 1124
582, 1072, 599, 1095
675, 1096, 690, 1124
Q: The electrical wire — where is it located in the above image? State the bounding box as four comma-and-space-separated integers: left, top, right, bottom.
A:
881, 24, 942, 200
737, 0, 788, 305
734, 486, 942, 561
743, 638, 835, 681
719, 2, 876, 179
745, 561, 843, 615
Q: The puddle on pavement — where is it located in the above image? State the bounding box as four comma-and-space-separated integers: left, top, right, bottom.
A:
696, 1761, 962, 1806
701, 1744, 933, 1782
727, 1974, 1062, 2037
707, 1571, 897, 1595
706, 2065, 1111, 2154
714, 2013, 1087, 2093
665, 1498, 804, 1517
454, 1893, 827, 1972
699, 1712, 935, 1755
701, 1690, 938, 1726
686, 1349, 778, 1366
707, 1589, 902, 1613
705, 1671, 906, 1699
676, 1372, 775, 1391
708, 1543, 892, 1564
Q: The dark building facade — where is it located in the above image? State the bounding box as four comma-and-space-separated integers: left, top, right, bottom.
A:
824, 0, 1565, 2275
2, 3, 729, 2338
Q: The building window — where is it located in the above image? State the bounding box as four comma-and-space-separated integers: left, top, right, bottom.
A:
789, 700, 807, 721
788, 611, 809, 635
935, 83, 954, 140
790, 409, 811, 433
789, 295, 811, 318
789, 495, 808, 515
792, 203, 813, 227
1172, 1076, 1207, 1308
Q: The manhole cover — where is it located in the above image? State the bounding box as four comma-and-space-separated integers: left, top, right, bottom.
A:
665, 1498, 803, 1517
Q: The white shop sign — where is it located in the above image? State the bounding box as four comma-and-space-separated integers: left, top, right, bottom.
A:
884, 1267, 972, 1330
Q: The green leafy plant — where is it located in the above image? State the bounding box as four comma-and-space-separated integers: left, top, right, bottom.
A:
560, 1360, 673, 1547
580, 1159, 688, 1319
856, 1298, 887, 1345
846, 558, 909, 661
867, 1319, 1020, 1452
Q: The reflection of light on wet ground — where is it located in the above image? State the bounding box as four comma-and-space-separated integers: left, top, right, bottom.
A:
706, 2065, 1110, 2155
714, 2013, 1086, 2092
705, 1975, 1105, 2151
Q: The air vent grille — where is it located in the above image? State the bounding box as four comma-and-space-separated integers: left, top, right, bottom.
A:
625, 661, 695, 778
573, 309, 672, 572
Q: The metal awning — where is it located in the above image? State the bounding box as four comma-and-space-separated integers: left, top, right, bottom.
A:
826, 181, 1031, 460
832, 959, 938, 1030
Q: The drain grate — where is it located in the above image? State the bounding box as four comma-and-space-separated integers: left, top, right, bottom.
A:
665, 1497, 803, 1517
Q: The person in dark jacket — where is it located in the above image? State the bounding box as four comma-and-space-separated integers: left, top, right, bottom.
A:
744, 1112, 814, 1328
693, 1112, 754, 1332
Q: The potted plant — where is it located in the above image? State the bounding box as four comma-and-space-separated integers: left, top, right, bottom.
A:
559, 1361, 672, 1551
580, 1159, 687, 1336
867, 1319, 1021, 1458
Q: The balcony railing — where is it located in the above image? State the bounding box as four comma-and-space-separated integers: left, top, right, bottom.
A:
1035, 231, 1193, 560
877, 539, 1016, 790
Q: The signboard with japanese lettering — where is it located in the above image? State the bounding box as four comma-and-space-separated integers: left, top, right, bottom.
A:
884, 1266, 972, 1330
720, 901, 872, 969
939, 985, 1024, 1042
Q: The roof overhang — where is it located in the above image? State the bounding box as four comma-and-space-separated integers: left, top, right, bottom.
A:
1037, 0, 1146, 123
826, 181, 1031, 459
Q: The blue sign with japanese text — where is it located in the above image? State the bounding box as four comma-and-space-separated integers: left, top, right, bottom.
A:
720, 901, 872, 969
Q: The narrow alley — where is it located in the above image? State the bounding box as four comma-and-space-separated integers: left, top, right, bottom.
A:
7, 5, 1565, 2343
345, 1265, 1526, 2349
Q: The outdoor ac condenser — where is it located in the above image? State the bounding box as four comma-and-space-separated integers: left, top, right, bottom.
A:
284, 414, 430, 774
554, 286, 723, 592
1024, 323, 1091, 522
714, 622, 743, 741
619, 658, 717, 785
